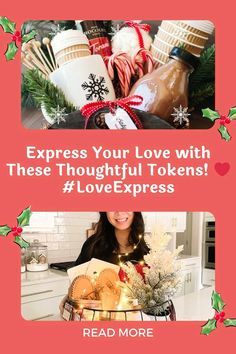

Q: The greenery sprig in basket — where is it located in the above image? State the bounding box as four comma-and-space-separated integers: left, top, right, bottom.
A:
189, 44, 215, 110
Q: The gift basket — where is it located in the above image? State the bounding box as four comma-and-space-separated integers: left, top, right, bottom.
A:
62, 228, 183, 322
22, 20, 215, 129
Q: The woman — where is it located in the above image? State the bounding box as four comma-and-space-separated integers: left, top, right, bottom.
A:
75, 211, 149, 265
60, 211, 148, 315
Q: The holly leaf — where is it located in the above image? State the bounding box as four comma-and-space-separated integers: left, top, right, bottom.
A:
22, 30, 36, 43
218, 125, 231, 142
211, 291, 226, 312
228, 107, 236, 119
0, 16, 16, 34
5, 41, 18, 61
201, 319, 217, 335
0, 225, 12, 236
202, 108, 220, 121
224, 318, 236, 327
17, 206, 32, 227
14, 236, 29, 249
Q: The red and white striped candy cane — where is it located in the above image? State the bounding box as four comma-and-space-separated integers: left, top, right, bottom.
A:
132, 48, 154, 78
105, 52, 135, 97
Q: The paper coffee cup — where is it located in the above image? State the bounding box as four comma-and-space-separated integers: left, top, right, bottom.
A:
51, 29, 91, 67
151, 36, 172, 55
160, 21, 209, 46
156, 28, 204, 55
179, 20, 215, 36
49, 55, 116, 108
150, 45, 170, 65
55, 44, 91, 66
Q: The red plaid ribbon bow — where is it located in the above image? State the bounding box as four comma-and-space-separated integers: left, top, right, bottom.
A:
81, 95, 144, 129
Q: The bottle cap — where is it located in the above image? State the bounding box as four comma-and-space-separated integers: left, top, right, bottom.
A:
169, 47, 200, 70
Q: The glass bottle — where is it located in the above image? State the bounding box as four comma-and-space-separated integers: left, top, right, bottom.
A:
130, 47, 199, 123
26, 239, 48, 272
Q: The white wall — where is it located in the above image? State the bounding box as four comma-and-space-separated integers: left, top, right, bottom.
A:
23, 212, 99, 263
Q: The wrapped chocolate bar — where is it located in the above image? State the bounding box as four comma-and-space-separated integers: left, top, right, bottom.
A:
49, 96, 174, 130
49, 29, 116, 108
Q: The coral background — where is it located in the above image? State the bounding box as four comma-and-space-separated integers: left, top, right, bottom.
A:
0, 0, 236, 353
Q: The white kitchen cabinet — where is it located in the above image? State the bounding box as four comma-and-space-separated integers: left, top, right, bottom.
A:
175, 257, 201, 297
202, 268, 215, 286
143, 212, 187, 233
21, 269, 69, 321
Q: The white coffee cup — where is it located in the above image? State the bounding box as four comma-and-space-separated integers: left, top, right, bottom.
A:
49, 55, 115, 109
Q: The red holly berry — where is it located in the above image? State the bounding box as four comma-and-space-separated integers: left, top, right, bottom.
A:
215, 311, 226, 322
11, 226, 23, 236
12, 31, 22, 43
220, 115, 227, 121
219, 115, 231, 126
14, 31, 21, 37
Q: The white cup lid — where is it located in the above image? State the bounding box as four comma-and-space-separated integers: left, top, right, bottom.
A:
51, 29, 89, 55
181, 21, 215, 35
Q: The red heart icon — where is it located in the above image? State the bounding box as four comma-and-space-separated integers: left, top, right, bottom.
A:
215, 162, 230, 176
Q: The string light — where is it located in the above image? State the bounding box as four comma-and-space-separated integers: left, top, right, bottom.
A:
116, 234, 143, 261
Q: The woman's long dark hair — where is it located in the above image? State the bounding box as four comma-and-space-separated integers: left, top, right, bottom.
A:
86, 212, 148, 260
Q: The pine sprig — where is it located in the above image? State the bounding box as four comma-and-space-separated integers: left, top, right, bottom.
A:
189, 81, 215, 107
23, 69, 76, 115
21, 74, 37, 108
189, 45, 215, 108
190, 44, 215, 88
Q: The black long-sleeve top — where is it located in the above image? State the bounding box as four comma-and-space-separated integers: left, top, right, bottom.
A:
74, 234, 146, 266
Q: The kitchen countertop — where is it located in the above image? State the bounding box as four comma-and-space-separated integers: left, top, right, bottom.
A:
174, 286, 214, 320
21, 269, 68, 286
178, 255, 200, 260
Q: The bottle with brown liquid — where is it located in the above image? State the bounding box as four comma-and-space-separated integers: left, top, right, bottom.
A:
130, 47, 199, 123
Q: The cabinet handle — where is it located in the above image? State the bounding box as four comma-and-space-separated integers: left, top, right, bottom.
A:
190, 273, 192, 282
32, 314, 54, 321
22, 290, 53, 298
171, 218, 177, 227
186, 273, 190, 283
185, 263, 197, 267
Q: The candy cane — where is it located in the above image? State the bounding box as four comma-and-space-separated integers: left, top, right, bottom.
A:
106, 52, 135, 97
133, 48, 154, 78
